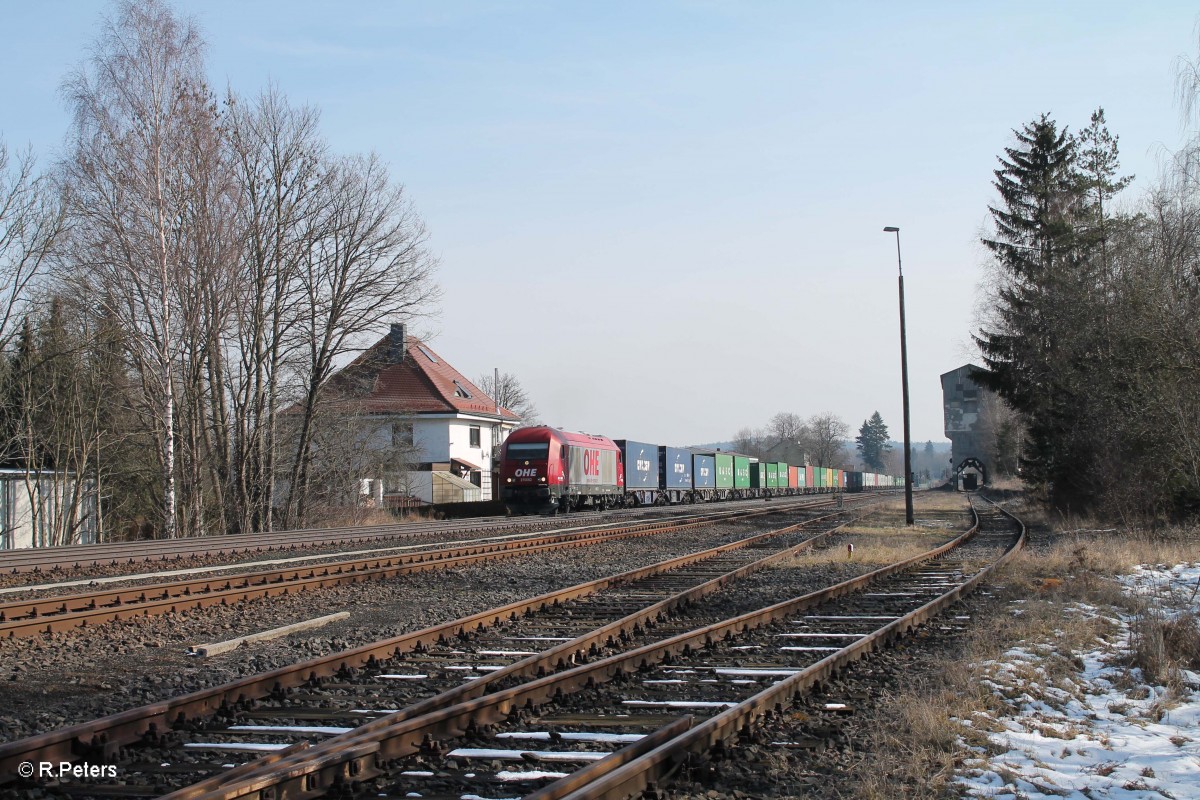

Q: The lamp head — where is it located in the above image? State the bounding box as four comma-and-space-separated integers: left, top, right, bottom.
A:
883, 226, 899, 232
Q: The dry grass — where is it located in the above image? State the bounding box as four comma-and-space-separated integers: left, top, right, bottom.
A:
915, 491, 979, 513
783, 537, 941, 569
301, 506, 406, 528
1126, 602, 1200, 689
785, 493, 971, 569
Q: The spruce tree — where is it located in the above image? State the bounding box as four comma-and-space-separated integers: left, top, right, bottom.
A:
974, 114, 1084, 491
855, 411, 891, 471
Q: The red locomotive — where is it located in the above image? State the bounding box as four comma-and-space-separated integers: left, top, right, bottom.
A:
499, 427, 624, 514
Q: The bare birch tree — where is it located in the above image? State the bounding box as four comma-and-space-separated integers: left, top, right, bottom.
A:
59, 0, 210, 538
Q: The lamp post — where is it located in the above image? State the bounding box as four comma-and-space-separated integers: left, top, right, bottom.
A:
883, 226, 914, 525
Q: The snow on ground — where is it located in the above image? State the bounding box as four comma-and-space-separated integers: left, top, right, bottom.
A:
957, 564, 1200, 799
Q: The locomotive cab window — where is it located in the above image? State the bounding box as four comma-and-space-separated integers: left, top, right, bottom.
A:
506, 442, 549, 459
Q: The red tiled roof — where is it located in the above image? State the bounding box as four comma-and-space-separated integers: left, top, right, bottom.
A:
331, 333, 520, 421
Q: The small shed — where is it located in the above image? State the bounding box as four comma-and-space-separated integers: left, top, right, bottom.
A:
0, 468, 98, 549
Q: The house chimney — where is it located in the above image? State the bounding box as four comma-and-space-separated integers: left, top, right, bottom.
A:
389, 323, 406, 363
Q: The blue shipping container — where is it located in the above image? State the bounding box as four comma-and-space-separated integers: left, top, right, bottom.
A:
693, 454, 716, 489
616, 440, 659, 488
660, 446, 693, 489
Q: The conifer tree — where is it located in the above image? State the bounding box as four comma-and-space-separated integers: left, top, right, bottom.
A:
1076, 107, 1132, 282
974, 114, 1084, 491
855, 411, 891, 471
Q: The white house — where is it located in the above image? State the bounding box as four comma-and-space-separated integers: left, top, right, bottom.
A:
330, 324, 521, 506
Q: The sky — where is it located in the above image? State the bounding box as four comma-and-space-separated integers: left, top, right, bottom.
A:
1, 1, 1196, 447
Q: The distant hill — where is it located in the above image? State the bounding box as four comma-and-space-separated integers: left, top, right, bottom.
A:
892, 440, 951, 453
687, 441, 736, 452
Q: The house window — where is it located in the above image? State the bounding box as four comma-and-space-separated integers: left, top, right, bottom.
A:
469, 426, 481, 448
392, 422, 414, 448
417, 344, 439, 364
453, 380, 472, 399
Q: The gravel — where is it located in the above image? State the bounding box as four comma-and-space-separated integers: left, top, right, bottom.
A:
0, 507, 831, 744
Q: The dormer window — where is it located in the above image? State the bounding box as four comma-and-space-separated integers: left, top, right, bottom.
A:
453, 380, 472, 398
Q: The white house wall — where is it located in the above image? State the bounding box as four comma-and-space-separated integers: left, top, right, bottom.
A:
353, 415, 513, 504
413, 416, 511, 501
412, 420, 447, 462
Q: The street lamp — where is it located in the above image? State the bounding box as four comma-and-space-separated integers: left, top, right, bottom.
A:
883, 226, 914, 525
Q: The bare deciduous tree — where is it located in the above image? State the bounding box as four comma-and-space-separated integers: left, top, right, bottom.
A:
975, 390, 1022, 477
223, 86, 326, 534
59, 0, 211, 538
0, 141, 61, 355
731, 426, 766, 459
477, 371, 539, 427
281, 152, 440, 527
767, 411, 807, 443
807, 412, 849, 468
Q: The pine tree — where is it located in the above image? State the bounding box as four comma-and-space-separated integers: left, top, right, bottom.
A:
855, 411, 891, 471
1075, 108, 1133, 283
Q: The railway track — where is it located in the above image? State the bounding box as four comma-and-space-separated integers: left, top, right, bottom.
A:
0, 498, 800, 577
4, 496, 887, 579
0, 498, 917, 795
0, 497, 854, 639
0, 495, 974, 799
0, 515, 545, 576
144, 496, 1016, 800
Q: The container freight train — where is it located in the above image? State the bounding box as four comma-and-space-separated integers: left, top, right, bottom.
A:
500, 425, 902, 515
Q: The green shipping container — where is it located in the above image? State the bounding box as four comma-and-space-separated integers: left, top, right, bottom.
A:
814, 467, 825, 489
734, 456, 751, 489
776, 462, 790, 488
714, 453, 734, 490
750, 462, 767, 489
766, 462, 779, 488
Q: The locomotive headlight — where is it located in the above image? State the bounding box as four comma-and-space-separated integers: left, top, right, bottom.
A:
539, 476, 546, 482
506, 478, 512, 483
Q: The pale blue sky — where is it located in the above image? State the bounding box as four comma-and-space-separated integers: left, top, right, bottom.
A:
2, 1, 1196, 446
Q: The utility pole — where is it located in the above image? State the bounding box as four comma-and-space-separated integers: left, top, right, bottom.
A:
884, 226, 915, 525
